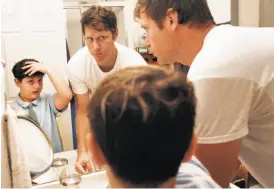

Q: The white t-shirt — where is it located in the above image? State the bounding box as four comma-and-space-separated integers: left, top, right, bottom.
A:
188, 25, 274, 187
68, 42, 147, 96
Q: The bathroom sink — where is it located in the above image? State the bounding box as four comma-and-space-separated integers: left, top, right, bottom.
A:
32, 171, 108, 188
31, 150, 108, 188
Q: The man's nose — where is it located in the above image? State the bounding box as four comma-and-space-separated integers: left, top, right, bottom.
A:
145, 36, 151, 48
92, 40, 101, 51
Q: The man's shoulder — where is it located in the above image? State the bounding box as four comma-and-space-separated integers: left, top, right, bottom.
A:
68, 46, 92, 67
192, 25, 274, 76
189, 37, 273, 86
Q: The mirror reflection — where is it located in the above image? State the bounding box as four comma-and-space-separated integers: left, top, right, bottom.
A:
3, 0, 273, 188
0, 0, 231, 187
17, 116, 54, 180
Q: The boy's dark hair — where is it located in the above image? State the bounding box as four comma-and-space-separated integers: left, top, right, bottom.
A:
88, 66, 196, 187
134, 0, 215, 28
81, 5, 117, 35
12, 59, 44, 82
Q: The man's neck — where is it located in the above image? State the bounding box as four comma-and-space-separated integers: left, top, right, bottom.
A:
97, 47, 118, 72
176, 24, 215, 66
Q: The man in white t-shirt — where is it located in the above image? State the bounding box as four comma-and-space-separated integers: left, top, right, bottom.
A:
135, 0, 274, 188
68, 5, 146, 174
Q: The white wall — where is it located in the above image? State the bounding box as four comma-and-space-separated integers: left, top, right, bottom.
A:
124, 0, 139, 49
236, 0, 274, 27
207, 0, 231, 24
238, 0, 260, 27
1, 0, 73, 151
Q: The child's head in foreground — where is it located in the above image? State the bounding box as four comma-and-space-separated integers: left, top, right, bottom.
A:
88, 65, 197, 188
12, 59, 44, 102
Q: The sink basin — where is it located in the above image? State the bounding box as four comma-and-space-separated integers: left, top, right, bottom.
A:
31, 150, 108, 188
32, 171, 108, 188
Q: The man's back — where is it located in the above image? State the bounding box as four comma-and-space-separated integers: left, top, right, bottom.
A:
188, 25, 274, 187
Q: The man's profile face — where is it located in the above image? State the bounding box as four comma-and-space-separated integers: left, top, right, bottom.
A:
139, 10, 175, 65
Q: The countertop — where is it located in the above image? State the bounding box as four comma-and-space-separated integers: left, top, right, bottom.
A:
32, 150, 108, 188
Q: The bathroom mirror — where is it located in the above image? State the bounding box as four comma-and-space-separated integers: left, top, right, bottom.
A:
17, 116, 54, 180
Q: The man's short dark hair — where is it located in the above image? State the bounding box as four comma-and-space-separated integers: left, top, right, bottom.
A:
81, 5, 117, 35
12, 59, 44, 82
134, 0, 215, 28
88, 66, 196, 187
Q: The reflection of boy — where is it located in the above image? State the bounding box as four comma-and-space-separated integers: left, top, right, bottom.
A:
87, 66, 220, 188
10, 59, 72, 152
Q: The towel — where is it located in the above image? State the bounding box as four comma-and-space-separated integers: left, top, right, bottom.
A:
1, 105, 32, 188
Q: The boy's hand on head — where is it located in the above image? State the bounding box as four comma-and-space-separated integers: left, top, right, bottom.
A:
23, 61, 49, 76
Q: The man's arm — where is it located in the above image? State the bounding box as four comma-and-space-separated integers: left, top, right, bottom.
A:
74, 92, 90, 153
67, 57, 95, 173
74, 92, 94, 173
195, 140, 242, 187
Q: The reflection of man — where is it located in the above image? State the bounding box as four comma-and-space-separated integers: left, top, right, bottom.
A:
68, 6, 147, 174
135, 0, 274, 188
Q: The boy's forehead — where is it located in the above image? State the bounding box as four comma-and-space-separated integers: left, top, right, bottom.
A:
23, 75, 43, 80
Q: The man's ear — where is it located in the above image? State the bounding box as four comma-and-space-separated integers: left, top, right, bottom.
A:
183, 133, 198, 162
113, 28, 119, 41
88, 132, 107, 167
14, 78, 21, 87
165, 8, 179, 31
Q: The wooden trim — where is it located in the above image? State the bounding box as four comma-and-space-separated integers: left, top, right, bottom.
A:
231, 0, 239, 26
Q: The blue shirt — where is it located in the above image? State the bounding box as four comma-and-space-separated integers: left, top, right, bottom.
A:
10, 94, 65, 153
176, 156, 221, 188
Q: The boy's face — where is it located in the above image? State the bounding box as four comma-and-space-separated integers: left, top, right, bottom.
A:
15, 76, 43, 102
